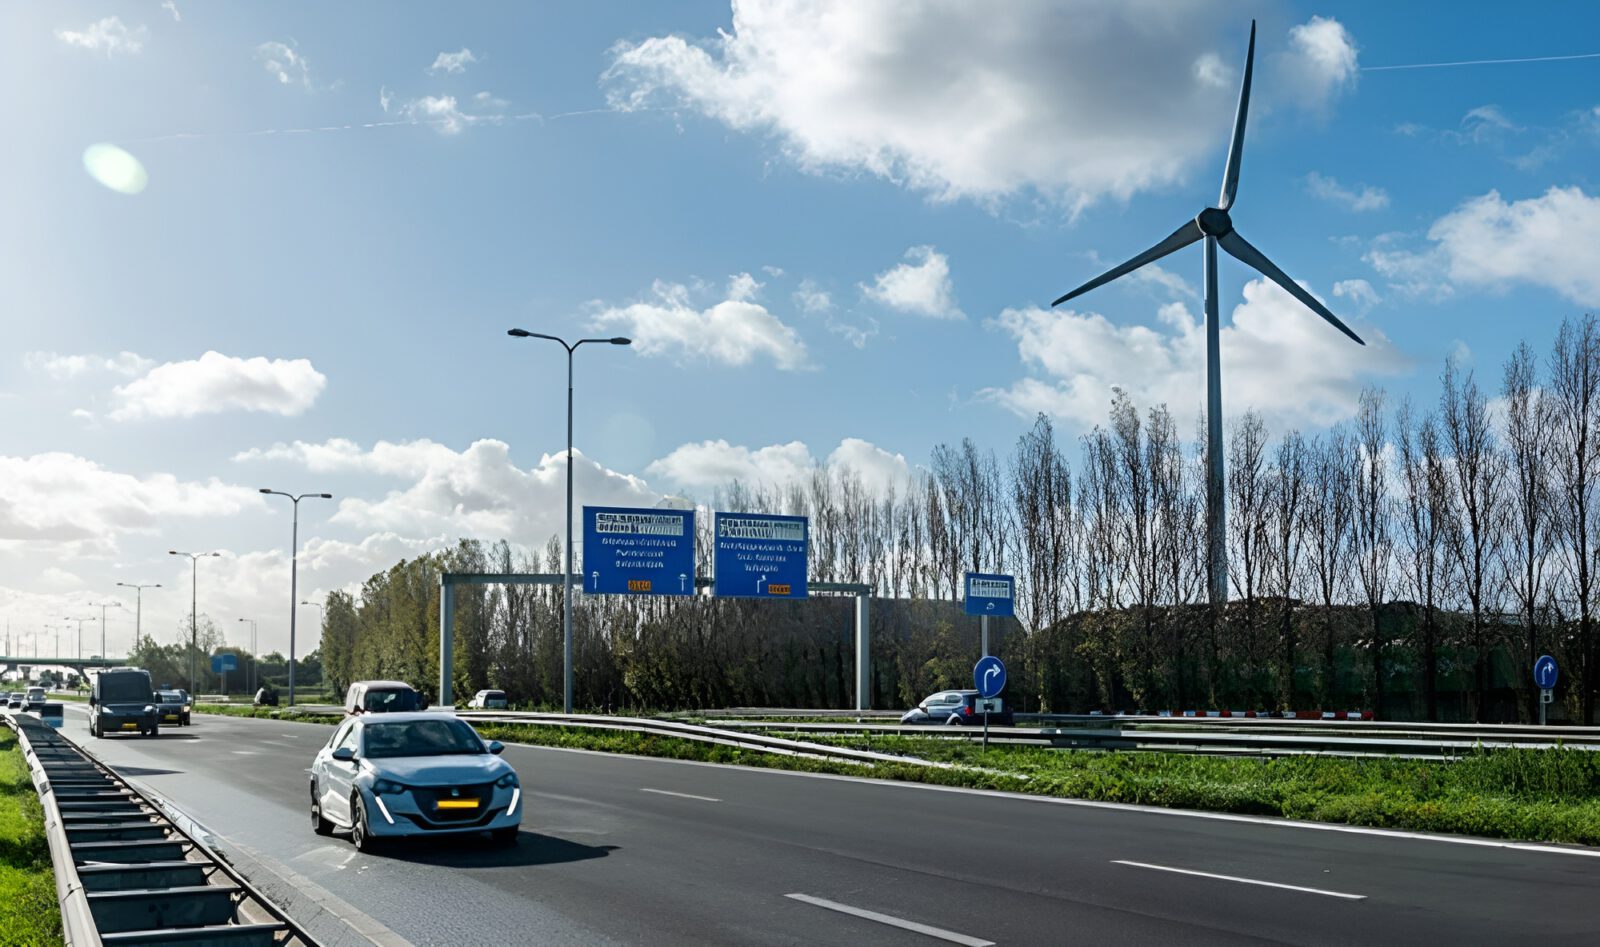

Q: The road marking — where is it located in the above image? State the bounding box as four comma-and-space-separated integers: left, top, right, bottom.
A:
785, 894, 994, 946
1111, 860, 1366, 900
640, 787, 720, 803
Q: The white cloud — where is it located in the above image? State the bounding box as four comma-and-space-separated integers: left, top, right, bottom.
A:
861, 245, 962, 319
109, 351, 326, 421
826, 438, 911, 495
726, 272, 762, 302
161, 1, 181, 23
1305, 172, 1389, 211
256, 41, 312, 90
1276, 15, 1359, 111
1333, 278, 1381, 312
603, 1, 1270, 211
56, 17, 146, 55
647, 436, 910, 495
1366, 187, 1600, 307
592, 279, 808, 370
385, 93, 503, 135
0, 452, 264, 552
826, 315, 879, 349
983, 277, 1409, 431
234, 437, 460, 480
429, 48, 479, 75
793, 279, 832, 314
25, 351, 153, 379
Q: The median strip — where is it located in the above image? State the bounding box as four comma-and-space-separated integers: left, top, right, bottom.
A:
785, 893, 995, 946
1111, 860, 1366, 900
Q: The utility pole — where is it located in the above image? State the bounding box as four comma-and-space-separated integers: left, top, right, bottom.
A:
259, 490, 333, 706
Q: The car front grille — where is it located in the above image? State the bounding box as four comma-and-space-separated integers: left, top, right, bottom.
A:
408, 782, 495, 824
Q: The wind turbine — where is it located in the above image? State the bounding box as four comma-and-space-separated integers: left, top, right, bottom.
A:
1051, 20, 1365, 605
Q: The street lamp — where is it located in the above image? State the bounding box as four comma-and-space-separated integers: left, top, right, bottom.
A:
88, 600, 121, 661
259, 489, 332, 707
170, 550, 221, 691
65, 616, 97, 662
507, 328, 631, 713
237, 618, 257, 693
116, 582, 161, 652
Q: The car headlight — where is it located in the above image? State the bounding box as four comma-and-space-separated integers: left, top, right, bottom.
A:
371, 779, 407, 795
143, 704, 155, 713
182, 704, 191, 712
495, 772, 519, 789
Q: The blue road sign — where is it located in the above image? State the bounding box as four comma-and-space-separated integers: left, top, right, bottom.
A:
211, 654, 237, 673
1534, 654, 1559, 689
582, 505, 697, 596
974, 655, 1007, 699
964, 572, 1016, 617
714, 512, 809, 599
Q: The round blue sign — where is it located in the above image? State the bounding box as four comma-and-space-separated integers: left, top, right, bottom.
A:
974, 656, 1006, 699
1534, 655, 1558, 690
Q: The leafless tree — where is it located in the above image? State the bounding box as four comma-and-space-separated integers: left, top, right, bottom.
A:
1228, 411, 1271, 703
1500, 342, 1554, 721
1352, 389, 1393, 714
1264, 429, 1309, 708
1550, 315, 1600, 723
1395, 398, 1451, 720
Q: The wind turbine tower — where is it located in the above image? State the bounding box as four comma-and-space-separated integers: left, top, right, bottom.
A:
1051, 21, 1365, 604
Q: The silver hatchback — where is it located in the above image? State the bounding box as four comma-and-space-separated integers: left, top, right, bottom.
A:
309, 712, 522, 851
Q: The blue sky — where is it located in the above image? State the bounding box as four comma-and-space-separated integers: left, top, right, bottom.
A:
3, 0, 1598, 661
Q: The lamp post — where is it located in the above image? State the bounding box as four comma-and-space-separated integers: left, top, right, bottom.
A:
506, 328, 631, 713
65, 617, 97, 662
116, 582, 161, 652
88, 600, 121, 661
169, 550, 221, 692
259, 490, 332, 707
237, 618, 258, 693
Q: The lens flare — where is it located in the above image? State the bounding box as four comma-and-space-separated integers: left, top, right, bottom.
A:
82, 143, 148, 194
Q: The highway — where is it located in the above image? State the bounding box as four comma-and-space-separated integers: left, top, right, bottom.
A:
57, 704, 1600, 946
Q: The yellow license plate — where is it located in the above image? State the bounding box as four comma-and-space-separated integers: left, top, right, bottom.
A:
120, 723, 138, 730
435, 799, 479, 810
162, 714, 178, 721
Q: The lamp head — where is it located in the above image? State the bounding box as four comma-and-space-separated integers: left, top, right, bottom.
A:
610, 337, 632, 345
508, 328, 532, 337
258, 488, 272, 494
319, 493, 333, 499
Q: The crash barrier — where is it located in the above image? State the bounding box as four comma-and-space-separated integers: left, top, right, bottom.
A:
2, 712, 320, 946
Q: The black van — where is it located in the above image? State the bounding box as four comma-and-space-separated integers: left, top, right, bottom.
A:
90, 667, 160, 738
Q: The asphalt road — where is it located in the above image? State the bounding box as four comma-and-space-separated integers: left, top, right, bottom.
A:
55, 704, 1600, 946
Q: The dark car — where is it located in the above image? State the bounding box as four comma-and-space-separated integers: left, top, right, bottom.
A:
90, 667, 160, 738
156, 689, 192, 726
899, 689, 1015, 727
254, 685, 280, 707
24, 686, 48, 712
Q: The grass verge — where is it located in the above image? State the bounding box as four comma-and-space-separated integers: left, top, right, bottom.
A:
0, 727, 64, 947
195, 704, 342, 725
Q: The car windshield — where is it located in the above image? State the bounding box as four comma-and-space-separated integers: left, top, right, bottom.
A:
158, 691, 184, 701
99, 675, 152, 703
362, 719, 484, 758
362, 689, 420, 712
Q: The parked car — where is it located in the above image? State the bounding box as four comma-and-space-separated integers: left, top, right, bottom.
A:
156, 689, 192, 726
467, 689, 508, 710
343, 680, 425, 716
23, 687, 47, 712
899, 689, 1014, 727
308, 712, 521, 852
89, 667, 160, 738
4, 693, 21, 710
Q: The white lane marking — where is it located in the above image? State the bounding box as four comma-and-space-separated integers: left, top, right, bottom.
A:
640, 787, 720, 803
785, 893, 994, 946
232, 750, 257, 755
521, 745, 1600, 860
1112, 860, 1366, 900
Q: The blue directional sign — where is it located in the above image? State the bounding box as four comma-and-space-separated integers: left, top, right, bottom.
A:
211, 654, 237, 673
974, 655, 1007, 699
714, 512, 809, 599
582, 505, 697, 596
964, 572, 1016, 617
1534, 654, 1559, 689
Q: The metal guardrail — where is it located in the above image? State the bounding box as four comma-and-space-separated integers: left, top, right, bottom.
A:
3, 710, 321, 946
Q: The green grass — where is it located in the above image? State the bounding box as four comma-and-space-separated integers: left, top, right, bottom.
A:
194, 704, 343, 725
0, 729, 63, 947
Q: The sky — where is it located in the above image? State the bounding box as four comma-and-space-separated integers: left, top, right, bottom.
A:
3, 0, 1599, 663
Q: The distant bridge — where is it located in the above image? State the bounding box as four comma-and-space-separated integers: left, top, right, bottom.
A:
0, 655, 129, 675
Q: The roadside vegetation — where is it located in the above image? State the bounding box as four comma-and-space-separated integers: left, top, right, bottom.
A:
0, 728, 64, 947
194, 704, 341, 725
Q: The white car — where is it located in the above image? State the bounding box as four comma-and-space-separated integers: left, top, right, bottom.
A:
467, 689, 508, 710
309, 712, 521, 852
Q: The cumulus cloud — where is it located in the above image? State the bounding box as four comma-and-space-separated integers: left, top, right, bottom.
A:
256, 41, 312, 89
161, 1, 181, 23
592, 279, 808, 370
604, 1, 1284, 211
1305, 172, 1389, 211
861, 246, 962, 319
793, 279, 832, 314
429, 48, 479, 75
1333, 278, 1382, 312
24, 351, 153, 379
382, 91, 504, 135
647, 436, 910, 495
56, 17, 146, 55
983, 277, 1409, 431
1365, 187, 1600, 306
234, 438, 455, 477
0, 452, 264, 552
1276, 15, 1359, 111
109, 352, 326, 421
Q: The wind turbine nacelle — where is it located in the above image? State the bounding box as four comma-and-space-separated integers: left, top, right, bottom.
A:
1196, 207, 1234, 237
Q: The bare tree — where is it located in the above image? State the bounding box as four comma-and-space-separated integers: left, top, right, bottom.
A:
1501, 342, 1554, 721
1550, 316, 1600, 723
1352, 389, 1393, 715
1264, 429, 1309, 708
1227, 411, 1271, 704
1395, 398, 1451, 720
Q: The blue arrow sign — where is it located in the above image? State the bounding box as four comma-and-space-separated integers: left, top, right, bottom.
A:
582, 505, 697, 596
1534, 654, 1559, 689
974, 655, 1006, 699
964, 572, 1015, 617
714, 512, 809, 599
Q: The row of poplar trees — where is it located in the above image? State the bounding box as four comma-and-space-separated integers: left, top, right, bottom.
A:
315, 316, 1600, 724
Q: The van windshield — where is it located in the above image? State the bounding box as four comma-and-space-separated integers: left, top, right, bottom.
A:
99, 675, 152, 703
362, 688, 420, 712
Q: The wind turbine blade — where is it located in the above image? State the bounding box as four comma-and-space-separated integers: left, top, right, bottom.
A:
1052, 219, 1204, 307
1217, 20, 1256, 212
1217, 230, 1365, 345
